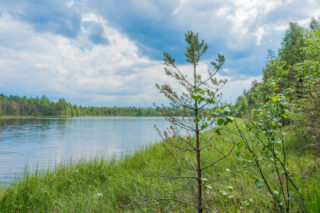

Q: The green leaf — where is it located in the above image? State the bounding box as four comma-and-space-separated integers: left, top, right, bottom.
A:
215, 128, 221, 135
254, 179, 264, 187
207, 98, 216, 104
217, 117, 224, 126
272, 96, 278, 102
201, 123, 208, 129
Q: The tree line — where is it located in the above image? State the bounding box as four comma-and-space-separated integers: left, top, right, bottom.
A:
0, 94, 183, 117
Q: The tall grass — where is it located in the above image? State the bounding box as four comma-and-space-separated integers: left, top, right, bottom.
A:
0, 124, 319, 212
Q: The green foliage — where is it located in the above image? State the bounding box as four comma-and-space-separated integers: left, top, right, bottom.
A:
0, 94, 185, 117
289, 25, 320, 143
279, 22, 305, 67
184, 31, 208, 65
309, 17, 320, 32
232, 93, 309, 212
232, 22, 320, 207
234, 18, 320, 151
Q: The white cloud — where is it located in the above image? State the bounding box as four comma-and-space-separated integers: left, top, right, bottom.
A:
222, 75, 262, 103
0, 13, 167, 105
169, 0, 320, 49
0, 12, 258, 106
82, 13, 99, 22
81, 0, 320, 79
255, 28, 265, 45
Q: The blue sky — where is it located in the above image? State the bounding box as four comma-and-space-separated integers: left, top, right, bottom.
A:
0, 0, 319, 106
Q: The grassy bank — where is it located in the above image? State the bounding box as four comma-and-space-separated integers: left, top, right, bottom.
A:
0, 124, 319, 212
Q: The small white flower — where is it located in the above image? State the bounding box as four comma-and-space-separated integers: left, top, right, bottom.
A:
220, 190, 227, 196
206, 185, 212, 189
94, 193, 103, 197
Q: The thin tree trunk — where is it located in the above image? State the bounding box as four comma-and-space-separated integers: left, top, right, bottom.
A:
194, 63, 203, 213
196, 108, 202, 213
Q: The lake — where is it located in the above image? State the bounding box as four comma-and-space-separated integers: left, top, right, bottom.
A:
0, 117, 169, 185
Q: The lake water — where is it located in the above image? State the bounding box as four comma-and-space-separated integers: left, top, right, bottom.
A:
0, 117, 169, 185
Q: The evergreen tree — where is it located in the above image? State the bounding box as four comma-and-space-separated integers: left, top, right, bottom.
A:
156, 31, 233, 212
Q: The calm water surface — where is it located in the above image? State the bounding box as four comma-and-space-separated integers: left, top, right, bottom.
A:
0, 117, 169, 185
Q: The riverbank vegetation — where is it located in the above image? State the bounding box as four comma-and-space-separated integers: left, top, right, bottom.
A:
234, 18, 320, 152
0, 123, 318, 212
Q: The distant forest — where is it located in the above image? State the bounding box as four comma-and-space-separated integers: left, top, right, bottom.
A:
0, 94, 177, 117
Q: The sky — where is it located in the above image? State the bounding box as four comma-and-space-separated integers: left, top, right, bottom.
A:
0, 0, 319, 106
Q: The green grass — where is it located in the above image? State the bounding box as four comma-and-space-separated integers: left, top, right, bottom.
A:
0, 123, 319, 212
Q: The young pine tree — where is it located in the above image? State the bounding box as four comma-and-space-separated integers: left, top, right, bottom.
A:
155, 31, 234, 212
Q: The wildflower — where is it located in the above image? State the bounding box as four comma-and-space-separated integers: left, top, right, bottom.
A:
94, 193, 103, 197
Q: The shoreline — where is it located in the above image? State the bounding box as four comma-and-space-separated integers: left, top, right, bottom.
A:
0, 125, 318, 212
0, 115, 167, 119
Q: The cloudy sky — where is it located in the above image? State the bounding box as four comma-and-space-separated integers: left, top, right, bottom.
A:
0, 0, 319, 106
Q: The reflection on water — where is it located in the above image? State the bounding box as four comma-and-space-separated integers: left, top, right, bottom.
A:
0, 117, 168, 185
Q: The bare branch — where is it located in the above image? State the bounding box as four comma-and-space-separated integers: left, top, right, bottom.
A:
198, 70, 219, 88
202, 140, 235, 170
